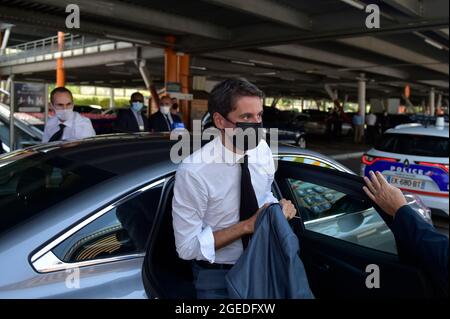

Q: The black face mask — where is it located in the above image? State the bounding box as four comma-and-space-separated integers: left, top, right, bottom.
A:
225, 118, 264, 152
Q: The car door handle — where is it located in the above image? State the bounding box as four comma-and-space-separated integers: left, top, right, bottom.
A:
318, 264, 330, 272
311, 262, 330, 273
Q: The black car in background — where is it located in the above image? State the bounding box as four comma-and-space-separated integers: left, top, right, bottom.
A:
74, 105, 118, 135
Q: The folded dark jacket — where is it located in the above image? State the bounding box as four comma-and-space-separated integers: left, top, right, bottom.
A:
226, 203, 314, 299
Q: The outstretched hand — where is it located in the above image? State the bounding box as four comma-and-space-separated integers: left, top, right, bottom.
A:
363, 171, 407, 217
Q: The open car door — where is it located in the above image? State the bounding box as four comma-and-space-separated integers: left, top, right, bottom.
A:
142, 162, 442, 299
142, 176, 196, 299
275, 160, 441, 298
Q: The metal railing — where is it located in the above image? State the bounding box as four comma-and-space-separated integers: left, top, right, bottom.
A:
0, 33, 134, 65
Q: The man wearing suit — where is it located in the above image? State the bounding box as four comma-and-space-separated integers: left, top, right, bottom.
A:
114, 92, 149, 133
149, 96, 184, 132
363, 171, 448, 296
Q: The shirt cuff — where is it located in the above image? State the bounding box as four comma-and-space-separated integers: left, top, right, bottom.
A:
393, 204, 412, 223
197, 225, 215, 263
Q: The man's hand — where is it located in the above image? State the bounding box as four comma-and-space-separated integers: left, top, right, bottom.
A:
363, 171, 407, 217
242, 199, 296, 235
280, 198, 297, 220
243, 203, 270, 234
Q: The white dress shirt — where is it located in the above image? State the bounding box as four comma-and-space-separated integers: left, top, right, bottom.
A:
366, 113, 377, 126
172, 136, 278, 265
42, 112, 96, 143
131, 108, 145, 131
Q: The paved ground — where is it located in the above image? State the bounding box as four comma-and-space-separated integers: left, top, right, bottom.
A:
306, 134, 370, 173
306, 134, 449, 236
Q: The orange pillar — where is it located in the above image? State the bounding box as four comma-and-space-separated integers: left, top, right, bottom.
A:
164, 36, 177, 88
180, 54, 191, 128
56, 32, 65, 87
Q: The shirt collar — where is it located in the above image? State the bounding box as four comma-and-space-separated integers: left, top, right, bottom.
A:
59, 114, 74, 128
214, 135, 245, 166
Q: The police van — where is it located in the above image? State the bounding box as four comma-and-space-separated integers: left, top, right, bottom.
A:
361, 117, 449, 217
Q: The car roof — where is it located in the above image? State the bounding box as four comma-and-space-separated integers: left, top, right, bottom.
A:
1, 133, 350, 175
386, 123, 449, 138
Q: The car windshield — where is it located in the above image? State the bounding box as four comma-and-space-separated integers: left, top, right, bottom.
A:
375, 133, 449, 157
0, 153, 116, 236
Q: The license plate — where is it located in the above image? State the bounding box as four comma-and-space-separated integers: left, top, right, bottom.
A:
386, 176, 425, 190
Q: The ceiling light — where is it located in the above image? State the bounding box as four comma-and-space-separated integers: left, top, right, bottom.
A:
255, 72, 277, 76
424, 38, 444, 50
414, 31, 446, 50
190, 66, 207, 71
249, 59, 273, 66
104, 34, 151, 45
340, 0, 365, 10
231, 60, 255, 66
105, 62, 125, 67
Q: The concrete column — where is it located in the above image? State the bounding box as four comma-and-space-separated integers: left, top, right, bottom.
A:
109, 87, 115, 109
9, 76, 15, 151
436, 93, 442, 115
429, 87, 435, 116
358, 73, 366, 123
180, 53, 190, 128
56, 32, 65, 87
164, 36, 177, 88
44, 83, 49, 124
0, 27, 11, 55
4, 75, 13, 105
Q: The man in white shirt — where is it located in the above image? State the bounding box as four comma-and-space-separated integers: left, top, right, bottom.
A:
365, 111, 377, 144
149, 95, 184, 132
172, 79, 297, 299
42, 87, 96, 143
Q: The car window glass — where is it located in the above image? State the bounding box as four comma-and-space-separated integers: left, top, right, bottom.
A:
0, 155, 116, 236
285, 177, 397, 254
278, 155, 337, 170
376, 133, 449, 157
53, 183, 163, 262
0, 116, 40, 149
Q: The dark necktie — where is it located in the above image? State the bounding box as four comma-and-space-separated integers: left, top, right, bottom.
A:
239, 155, 259, 249
164, 115, 171, 131
49, 124, 66, 142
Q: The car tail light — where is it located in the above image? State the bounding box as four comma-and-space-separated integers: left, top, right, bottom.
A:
417, 162, 449, 173
362, 154, 398, 165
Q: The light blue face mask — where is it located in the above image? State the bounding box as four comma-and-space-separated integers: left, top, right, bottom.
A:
131, 101, 144, 112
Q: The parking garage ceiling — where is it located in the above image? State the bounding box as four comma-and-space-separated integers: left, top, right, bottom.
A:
0, 0, 448, 101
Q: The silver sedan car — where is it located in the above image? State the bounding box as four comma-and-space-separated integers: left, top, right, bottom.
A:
0, 134, 438, 298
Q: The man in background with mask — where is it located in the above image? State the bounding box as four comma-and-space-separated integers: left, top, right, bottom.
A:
114, 92, 149, 133
42, 87, 96, 143
149, 95, 183, 132
172, 79, 296, 299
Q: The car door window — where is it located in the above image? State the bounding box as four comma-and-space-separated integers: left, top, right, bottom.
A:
0, 116, 41, 150
278, 155, 341, 171
52, 183, 163, 263
0, 155, 115, 236
278, 161, 397, 255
